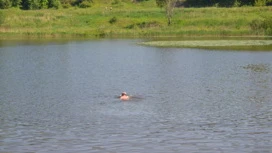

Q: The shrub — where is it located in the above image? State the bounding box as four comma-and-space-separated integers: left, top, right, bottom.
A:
263, 17, 272, 35
254, 0, 266, 6
29, 0, 41, 9
250, 18, 272, 35
125, 24, 135, 29
61, 3, 71, 8
155, 0, 166, 8
125, 21, 160, 29
233, 0, 241, 7
72, 0, 92, 7
60, 0, 73, 7
137, 21, 160, 28
250, 19, 264, 34
109, 17, 117, 24
79, 0, 92, 8
40, 0, 48, 9
48, 0, 61, 8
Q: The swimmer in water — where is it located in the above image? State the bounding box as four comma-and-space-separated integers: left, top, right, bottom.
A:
120, 92, 130, 101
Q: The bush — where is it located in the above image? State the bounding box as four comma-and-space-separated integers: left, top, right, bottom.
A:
125, 21, 160, 29
250, 19, 264, 34
61, 3, 71, 8
60, 0, 74, 8
156, 0, 166, 8
263, 17, 272, 35
250, 18, 272, 35
79, 0, 92, 8
48, 0, 61, 9
40, 0, 48, 9
254, 0, 266, 6
233, 0, 241, 7
73, 0, 92, 7
29, 0, 41, 9
109, 17, 117, 24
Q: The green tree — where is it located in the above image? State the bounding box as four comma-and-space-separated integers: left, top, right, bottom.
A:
11, 0, 22, 7
21, 0, 28, 9
218, 0, 236, 7
21, 0, 33, 9
183, 0, 215, 7
48, 0, 61, 8
255, 0, 267, 6
156, 0, 177, 25
40, 0, 48, 8
239, 0, 254, 6
29, 0, 40, 9
166, 0, 177, 25
0, 0, 11, 9
183, 0, 258, 7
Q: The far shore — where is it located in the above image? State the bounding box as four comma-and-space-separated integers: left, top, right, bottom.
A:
0, 5, 271, 39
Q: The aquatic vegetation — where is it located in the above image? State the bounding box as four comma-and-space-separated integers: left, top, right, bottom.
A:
243, 64, 270, 73
140, 40, 272, 50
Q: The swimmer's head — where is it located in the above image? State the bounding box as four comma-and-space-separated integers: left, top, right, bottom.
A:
121, 92, 127, 96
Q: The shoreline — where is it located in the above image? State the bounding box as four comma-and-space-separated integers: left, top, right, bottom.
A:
1, 34, 271, 51
1, 33, 272, 40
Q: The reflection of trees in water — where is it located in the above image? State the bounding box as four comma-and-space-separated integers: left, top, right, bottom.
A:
242, 64, 271, 103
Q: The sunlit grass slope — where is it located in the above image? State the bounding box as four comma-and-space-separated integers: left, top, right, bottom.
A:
0, 0, 271, 38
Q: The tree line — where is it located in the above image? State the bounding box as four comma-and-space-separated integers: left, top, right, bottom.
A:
156, 0, 272, 7
0, 0, 94, 9
0, 0, 271, 9
155, 0, 272, 25
180, 0, 272, 7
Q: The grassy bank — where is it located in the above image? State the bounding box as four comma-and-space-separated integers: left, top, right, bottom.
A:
0, 1, 272, 38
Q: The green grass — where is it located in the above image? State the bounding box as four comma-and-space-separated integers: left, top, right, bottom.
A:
0, 1, 272, 38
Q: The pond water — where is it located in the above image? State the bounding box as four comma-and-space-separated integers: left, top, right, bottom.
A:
0, 39, 271, 153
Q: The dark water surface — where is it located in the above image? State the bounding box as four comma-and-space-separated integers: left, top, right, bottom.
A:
0, 39, 271, 153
